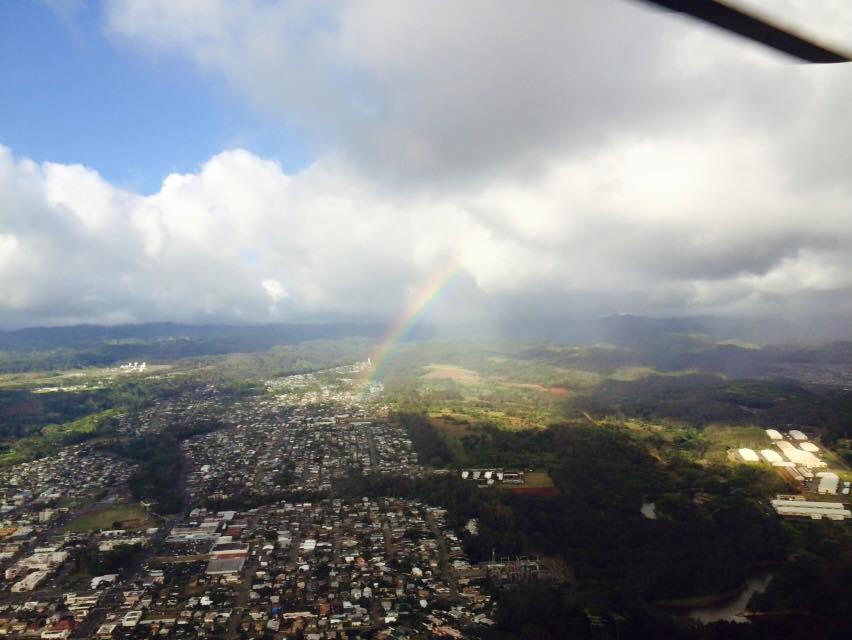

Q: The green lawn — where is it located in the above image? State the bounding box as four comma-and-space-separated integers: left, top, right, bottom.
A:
703, 425, 772, 462
66, 503, 153, 532
520, 471, 555, 488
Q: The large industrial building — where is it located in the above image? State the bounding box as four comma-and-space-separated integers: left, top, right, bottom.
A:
760, 449, 783, 464
816, 472, 840, 495
738, 448, 760, 462
771, 497, 850, 520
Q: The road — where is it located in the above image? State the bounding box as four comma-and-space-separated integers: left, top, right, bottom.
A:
425, 509, 458, 600
225, 555, 258, 639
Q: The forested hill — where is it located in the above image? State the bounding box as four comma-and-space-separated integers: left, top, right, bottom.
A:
0, 322, 385, 351
0, 322, 386, 372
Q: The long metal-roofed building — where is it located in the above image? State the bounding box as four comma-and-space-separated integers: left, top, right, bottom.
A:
205, 556, 246, 575
738, 448, 760, 462
771, 497, 850, 521
817, 472, 840, 495
760, 449, 783, 464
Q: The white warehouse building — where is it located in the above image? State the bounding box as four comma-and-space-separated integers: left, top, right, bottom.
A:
771, 498, 851, 520
738, 448, 760, 462
760, 449, 784, 464
817, 472, 840, 495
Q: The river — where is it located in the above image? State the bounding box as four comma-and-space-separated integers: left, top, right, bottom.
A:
683, 573, 774, 624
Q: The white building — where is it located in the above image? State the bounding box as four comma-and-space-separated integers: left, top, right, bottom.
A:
121, 611, 142, 627
800, 442, 820, 453
11, 570, 48, 592
789, 430, 808, 441
765, 429, 783, 440
771, 498, 850, 520
760, 449, 783, 464
817, 472, 839, 495
738, 448, 760, 462
775, 441, 825, 468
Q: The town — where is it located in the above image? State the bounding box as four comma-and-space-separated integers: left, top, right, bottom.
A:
0, 364, 500, 639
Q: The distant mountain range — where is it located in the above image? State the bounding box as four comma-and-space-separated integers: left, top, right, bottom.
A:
0, 322, 384, 352
2, 316, 852, 381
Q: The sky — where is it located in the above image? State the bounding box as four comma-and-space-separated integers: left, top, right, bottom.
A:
2, 0, 852, 332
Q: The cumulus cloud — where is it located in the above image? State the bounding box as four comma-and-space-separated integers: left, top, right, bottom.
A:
2, 1, 852, 328
3, 125, 852, 328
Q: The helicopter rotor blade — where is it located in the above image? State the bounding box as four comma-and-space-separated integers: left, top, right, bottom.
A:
638, 0, 851, 63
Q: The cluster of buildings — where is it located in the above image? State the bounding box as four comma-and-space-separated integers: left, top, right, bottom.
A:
0, 361, 514, 639
117, 363, 147, 374
185, 497, 494, 638
0, 597, 91, 638
108, 384, 234, 440
8, 497, 496, 640
770, 495, 852, 521
0, 446, 137, 570
264, 362, 377, 407
459, 470, 524, 487
0, 530, 135, 637
92, 557, 242, 638
33, 363, 153, 395
736, 429, 852, 521
183, 402, 418, 505
0, 447, 136, 518
737, 428, 851, 492
5, 546, 69, 592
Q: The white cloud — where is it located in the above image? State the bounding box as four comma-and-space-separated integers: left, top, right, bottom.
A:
4, 2, 852, 328
103, 1, 852, 187
2, 125, 852, 328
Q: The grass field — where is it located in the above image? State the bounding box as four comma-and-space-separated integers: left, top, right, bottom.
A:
504, 471, 559, 495
66, 503, 153, 532
421, 364, 482, 383
520, 471, 555, 488
702, 425, 769, 451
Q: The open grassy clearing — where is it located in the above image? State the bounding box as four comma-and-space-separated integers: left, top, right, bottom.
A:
421, 364, 482, 383
517, 471, 555, 488
701, 424, 769, 451
66, 502, 153, 532
430, 402, 554, 430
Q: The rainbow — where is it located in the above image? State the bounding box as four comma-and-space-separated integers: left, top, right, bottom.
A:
360, 260, 463, 395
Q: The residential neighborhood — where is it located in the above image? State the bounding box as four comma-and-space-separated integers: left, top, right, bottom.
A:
0, 367, 502, 639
